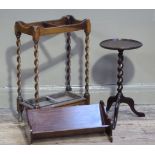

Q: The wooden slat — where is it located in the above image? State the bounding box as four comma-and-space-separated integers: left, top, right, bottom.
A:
40, 24, 84, 35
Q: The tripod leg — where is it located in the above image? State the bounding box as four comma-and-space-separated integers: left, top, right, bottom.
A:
121, 96, 145, 117
106, 96, 117, 112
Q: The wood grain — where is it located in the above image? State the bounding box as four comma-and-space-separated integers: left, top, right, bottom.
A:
24, 103, 112, 143
0, 104, 154, 144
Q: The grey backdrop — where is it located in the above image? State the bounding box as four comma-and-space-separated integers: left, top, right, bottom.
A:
0, 9, 155, 108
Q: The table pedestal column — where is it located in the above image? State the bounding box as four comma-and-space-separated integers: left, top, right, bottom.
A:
106, 50, 145, 129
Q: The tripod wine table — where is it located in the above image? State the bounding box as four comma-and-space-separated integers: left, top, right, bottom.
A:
100, 39, 145, 129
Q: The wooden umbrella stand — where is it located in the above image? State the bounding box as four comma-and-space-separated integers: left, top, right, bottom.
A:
15, 16, 112, 143
15, 15, 91, 120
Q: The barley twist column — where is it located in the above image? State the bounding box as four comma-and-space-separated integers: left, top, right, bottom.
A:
117, 50, 124, 96
16, 31, 24, 121
33, 40, 40, 108
113, 50, 124, 129
16, 32, 22, 99
84, 32, 90, 99
66, 32, 72, 91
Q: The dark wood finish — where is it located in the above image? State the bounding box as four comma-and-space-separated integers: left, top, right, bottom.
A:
100, 39, 145, 129
23, 102, 112, 144
100, 39, 143, 51
84, 29, 90, 100
15, 15, 91, 120
65, 32, 72, 91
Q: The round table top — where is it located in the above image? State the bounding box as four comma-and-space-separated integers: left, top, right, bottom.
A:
100, 39, 142, 51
